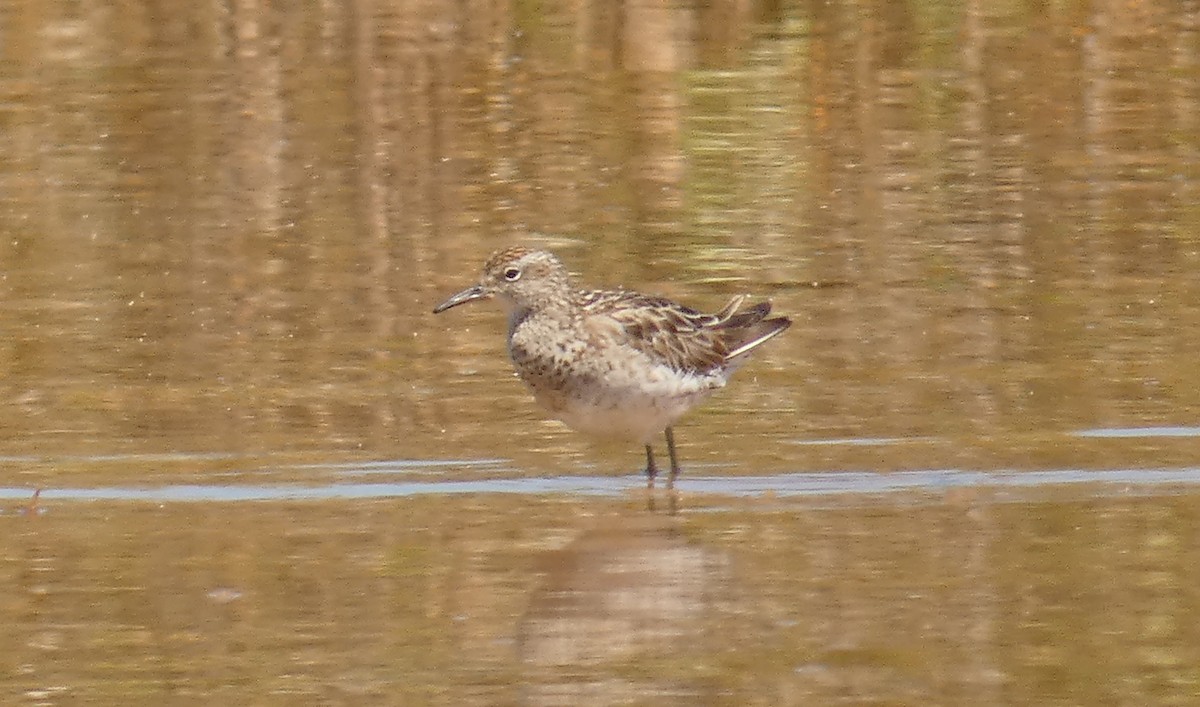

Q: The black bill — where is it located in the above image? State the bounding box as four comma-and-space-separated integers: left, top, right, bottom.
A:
432, 284, 488, 313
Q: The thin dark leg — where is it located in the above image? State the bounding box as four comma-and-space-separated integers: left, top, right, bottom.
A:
644, 444, 658, 488
665, 427, 680, 489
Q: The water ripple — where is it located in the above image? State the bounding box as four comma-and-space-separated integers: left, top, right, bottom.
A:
4, 467, 1200, 503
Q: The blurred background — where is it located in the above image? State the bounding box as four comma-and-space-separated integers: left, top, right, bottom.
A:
2, 0, 1199, 704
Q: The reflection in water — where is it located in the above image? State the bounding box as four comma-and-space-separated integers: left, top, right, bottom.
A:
4, 485, 1200, 704
1073, 427, 1200, 439
0, 0, 1196, 473
7, 463, 1200, 503
517, 515, 722, 704
0, 0, 1199, 704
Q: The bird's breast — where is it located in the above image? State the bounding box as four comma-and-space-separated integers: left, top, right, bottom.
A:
506, 318, 725, 441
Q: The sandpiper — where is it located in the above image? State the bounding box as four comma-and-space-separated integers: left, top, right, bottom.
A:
433, 246, 790, 488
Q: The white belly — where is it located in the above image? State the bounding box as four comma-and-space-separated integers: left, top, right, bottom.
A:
551, 388, 712, 442
520, 360, 724, 443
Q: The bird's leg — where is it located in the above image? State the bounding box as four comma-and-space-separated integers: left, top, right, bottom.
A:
665, 427, 680, 489
644, 444, 658, 489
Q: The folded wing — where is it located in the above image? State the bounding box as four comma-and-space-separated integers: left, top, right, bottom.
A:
582, 291, 790, 374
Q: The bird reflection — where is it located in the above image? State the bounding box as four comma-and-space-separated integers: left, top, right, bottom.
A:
517, 513, 725, 704
646, 488, 679, 515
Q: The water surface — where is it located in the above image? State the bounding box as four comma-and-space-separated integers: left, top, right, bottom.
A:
2, 0, 1200, 703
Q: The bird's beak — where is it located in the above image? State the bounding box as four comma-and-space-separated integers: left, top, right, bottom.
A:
433, 284, 489, 313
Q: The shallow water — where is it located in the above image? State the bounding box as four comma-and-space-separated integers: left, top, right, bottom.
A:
5, 458, 1200, 705
3, 0, 1200, 704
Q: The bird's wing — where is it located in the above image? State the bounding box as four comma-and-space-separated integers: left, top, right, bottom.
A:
579, 290, 736, 374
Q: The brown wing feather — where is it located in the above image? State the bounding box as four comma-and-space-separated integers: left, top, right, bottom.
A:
580, 290, 760, 374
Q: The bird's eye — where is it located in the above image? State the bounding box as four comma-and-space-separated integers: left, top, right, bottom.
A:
503, 267, 521, 282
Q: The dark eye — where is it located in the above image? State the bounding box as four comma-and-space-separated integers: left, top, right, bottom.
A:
503, 267, 521, 282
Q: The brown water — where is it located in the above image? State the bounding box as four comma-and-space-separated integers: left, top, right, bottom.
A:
3, 1, 1200, 704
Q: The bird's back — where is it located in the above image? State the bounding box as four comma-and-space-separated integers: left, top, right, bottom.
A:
579, 290, 790, 375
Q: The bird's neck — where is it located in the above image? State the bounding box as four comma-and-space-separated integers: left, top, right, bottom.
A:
504, 295, 576, 339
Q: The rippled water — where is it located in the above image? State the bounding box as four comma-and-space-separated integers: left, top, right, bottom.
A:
2, 0, 1200, 704
7, 452, 1200, 504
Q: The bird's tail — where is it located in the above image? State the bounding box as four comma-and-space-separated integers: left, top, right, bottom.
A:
717, 301, 791, 361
